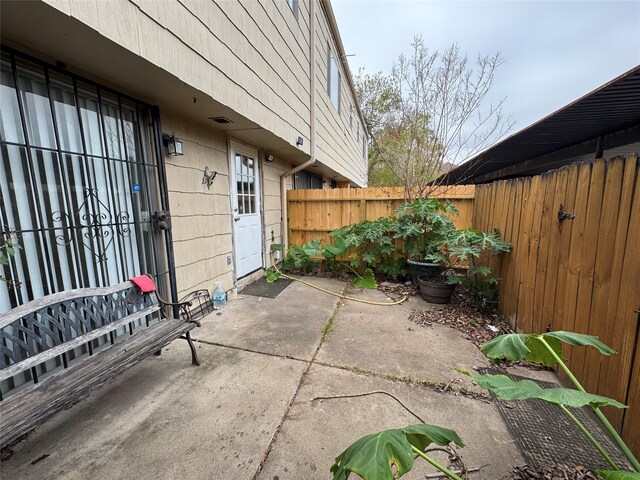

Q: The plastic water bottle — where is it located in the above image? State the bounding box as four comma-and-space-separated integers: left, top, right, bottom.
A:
213, 282, 227, 310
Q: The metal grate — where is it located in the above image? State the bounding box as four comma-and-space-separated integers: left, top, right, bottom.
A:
479, 368, 632, 471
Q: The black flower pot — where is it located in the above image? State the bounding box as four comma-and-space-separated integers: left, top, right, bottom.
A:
417, 274, 456, 304
407, 259, 442, 285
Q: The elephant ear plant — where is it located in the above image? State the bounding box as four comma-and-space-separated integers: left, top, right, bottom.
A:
474, 331, 640, 477
330, 331, 640, 479
331, 424, 466, 480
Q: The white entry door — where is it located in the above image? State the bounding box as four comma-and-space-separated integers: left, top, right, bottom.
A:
230, 142, 263, 278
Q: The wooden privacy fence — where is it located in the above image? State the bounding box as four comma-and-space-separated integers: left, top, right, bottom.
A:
287, 185, 475, 248
473, 154, 640, 455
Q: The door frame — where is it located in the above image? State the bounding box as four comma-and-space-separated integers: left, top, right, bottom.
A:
227, 138, 265, 282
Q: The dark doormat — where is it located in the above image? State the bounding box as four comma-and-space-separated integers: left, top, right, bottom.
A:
240, 276, 293, 298
479, 368, 632, 471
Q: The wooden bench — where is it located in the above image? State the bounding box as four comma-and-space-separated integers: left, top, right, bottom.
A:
0, 278, 205, 448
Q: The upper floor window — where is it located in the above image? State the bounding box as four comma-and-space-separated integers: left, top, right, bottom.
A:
327, 45, 340, 112
287, 0, 298, 18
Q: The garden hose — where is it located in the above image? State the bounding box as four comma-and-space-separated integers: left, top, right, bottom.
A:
269, 252, 408, 306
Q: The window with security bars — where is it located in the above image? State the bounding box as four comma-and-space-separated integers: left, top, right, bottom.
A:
0, 49, 167, 395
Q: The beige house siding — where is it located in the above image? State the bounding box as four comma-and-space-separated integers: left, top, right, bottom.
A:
314, 1, 367, 186
160, 111, 235, 297
40, 0, 367, 185
160, 109, 293, 297
43, 0, 311, 152
2, 0, 367, 298
262, 156, 293, 260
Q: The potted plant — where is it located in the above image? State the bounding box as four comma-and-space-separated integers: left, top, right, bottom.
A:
418, 228, 511, 305
393, 198, 458, 285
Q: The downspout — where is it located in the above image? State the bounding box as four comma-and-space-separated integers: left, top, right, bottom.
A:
280, 0, 317, 252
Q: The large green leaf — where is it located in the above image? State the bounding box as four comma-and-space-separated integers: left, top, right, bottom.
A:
525, 335, 564, 367
353, 268, 377, 289
481, 334, 530, 362
331, 424, 463, 480
324, 236, 348, 258
597, 471, 640, 479
473, 375, 627, 409
481, 332, 614, 367
545, 331, 616, 356
265, 268, 281, 283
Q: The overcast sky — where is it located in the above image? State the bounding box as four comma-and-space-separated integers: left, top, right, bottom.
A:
332, 0, 640, 133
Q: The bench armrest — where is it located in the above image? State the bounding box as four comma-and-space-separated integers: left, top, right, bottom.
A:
158, 299, 200, 325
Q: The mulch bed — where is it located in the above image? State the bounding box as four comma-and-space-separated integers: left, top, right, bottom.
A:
407, 288, 513, 348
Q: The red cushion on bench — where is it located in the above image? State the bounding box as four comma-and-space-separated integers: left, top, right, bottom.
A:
129, 275, 156, 293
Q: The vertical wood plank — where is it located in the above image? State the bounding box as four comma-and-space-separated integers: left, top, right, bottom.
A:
571, 160, 605, 382
505, 179, 525, 326
523, 175, 545, 334
560, 163, 593, 380
533, 173, 557, 333
582, 157, 625, 393
541, 168, 568, 333
601, 157, 640, 430
515, 178, 533, 332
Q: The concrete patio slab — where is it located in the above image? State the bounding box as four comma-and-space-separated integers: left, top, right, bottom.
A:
1, 341, 306, 480
2, 277, 530, 480
257, 363, 523, 480
195, 276, 344, 361
315, 287, 490, 393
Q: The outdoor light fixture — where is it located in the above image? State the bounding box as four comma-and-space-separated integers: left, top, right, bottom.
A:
162, 133, 184, 156
266, 153, 275, 162
296, 136, 304, 147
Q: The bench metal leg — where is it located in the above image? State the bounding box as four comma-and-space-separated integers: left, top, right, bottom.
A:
183, 331, 200, 366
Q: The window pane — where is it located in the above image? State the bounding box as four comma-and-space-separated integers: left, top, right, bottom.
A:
121, 102, 139, 162
50, 75, 83, 153
0, 60, 25, 144
247, 157, 254, 177
77, 84, 104, 156
328, 46, 340, 111
241, 155, 248, 176
101, 94, 125, 160
17, 63, 57, 149
243, 195, 250, 215
235, 153, 243, 196
247, 175, 254, 195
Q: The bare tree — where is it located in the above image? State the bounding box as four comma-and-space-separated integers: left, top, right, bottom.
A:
360, 36, 513, 199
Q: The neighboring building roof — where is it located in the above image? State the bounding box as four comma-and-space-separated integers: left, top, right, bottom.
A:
438, 65, 640, 185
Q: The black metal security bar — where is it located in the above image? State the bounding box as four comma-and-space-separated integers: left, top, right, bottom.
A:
0, 47, 176, 394
0, 47, 169, 305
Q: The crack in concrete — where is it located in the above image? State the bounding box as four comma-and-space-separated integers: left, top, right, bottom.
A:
191, 339, 490, 402
249, 285, 347, 480
192, 338, 310, 364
